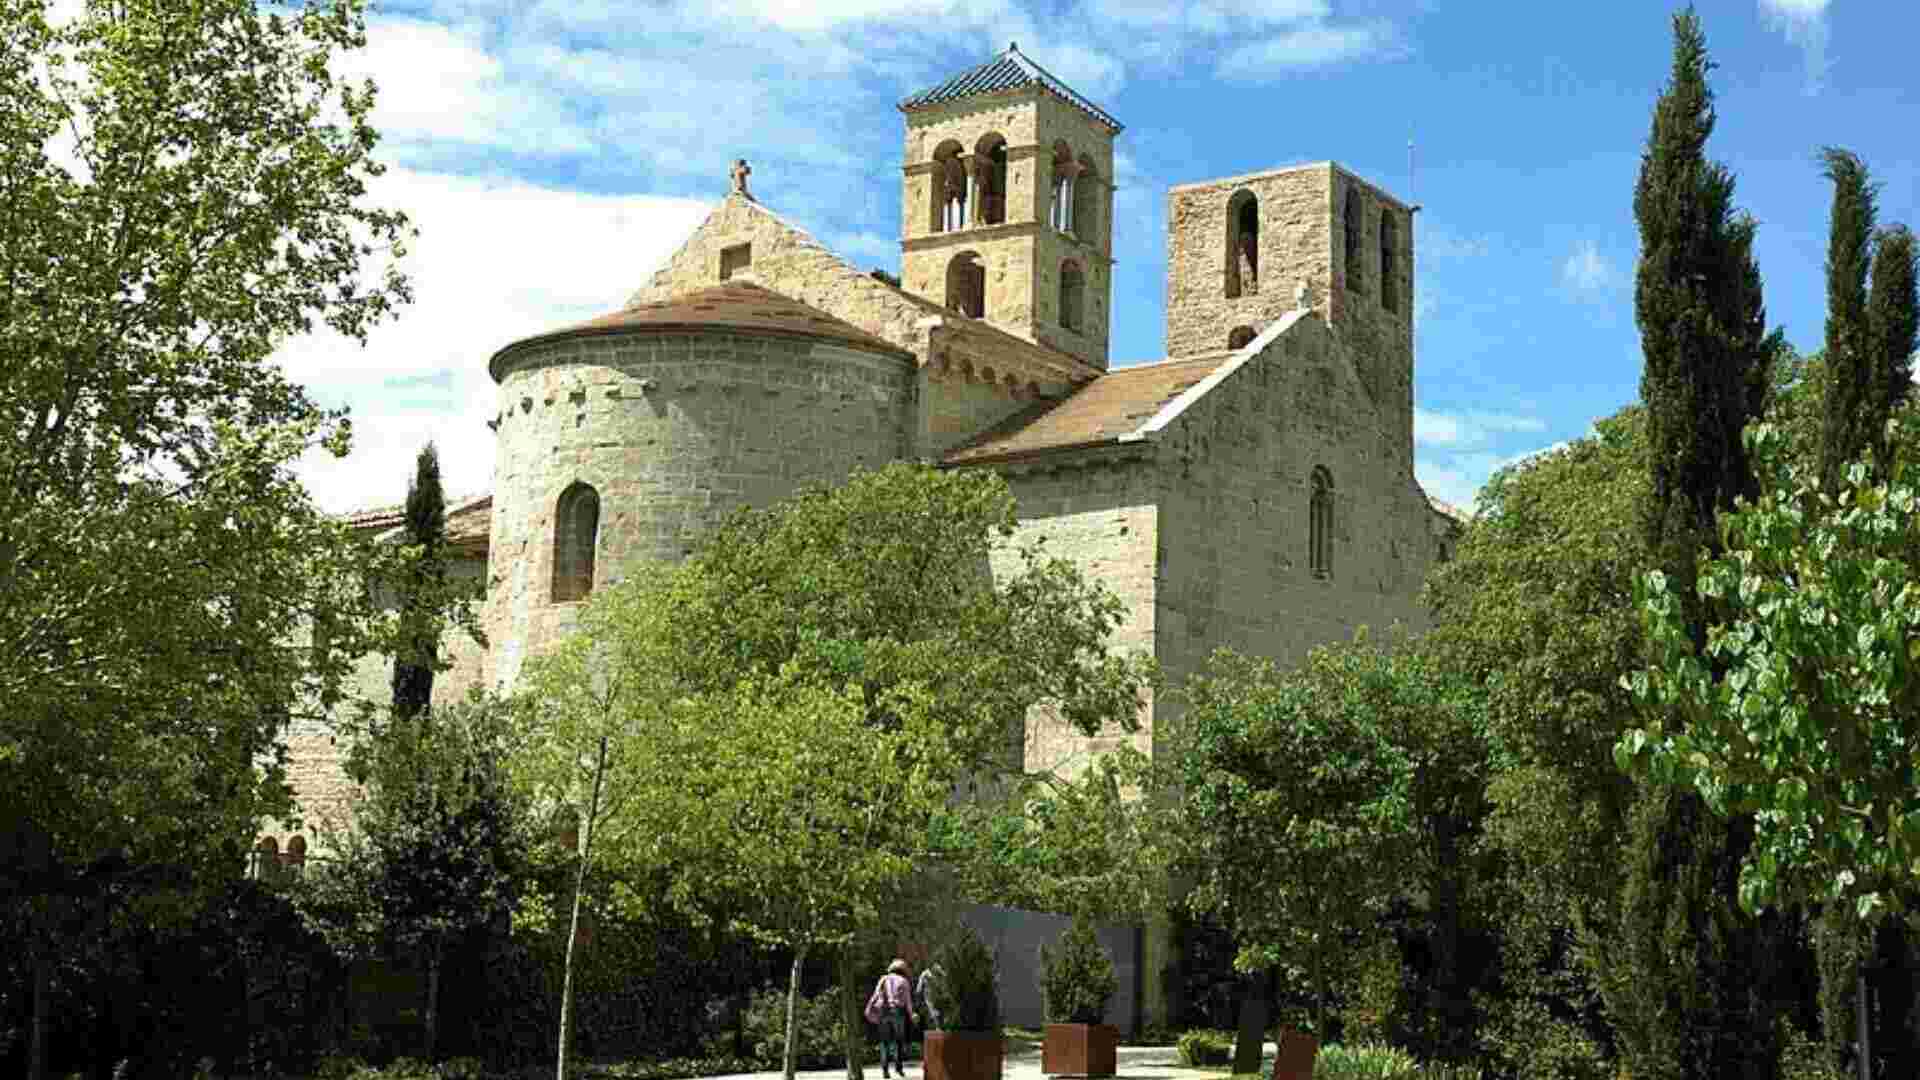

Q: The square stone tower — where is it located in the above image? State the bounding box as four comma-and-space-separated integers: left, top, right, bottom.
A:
1165, 162, 1416, 468
897, 44, 1121, 370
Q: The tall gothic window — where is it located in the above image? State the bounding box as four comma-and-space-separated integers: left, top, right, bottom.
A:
1380, 214, 1399, 313
552, 481, 600, 603
1059, 260, 1085, 332
1226, 190, 1258, 299
1310, 467, 1334, 578
1344, 188, 1364, 293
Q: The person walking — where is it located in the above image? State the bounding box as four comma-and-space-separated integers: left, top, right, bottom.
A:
866, 958, 917, 1078
915, 962, 942, 1034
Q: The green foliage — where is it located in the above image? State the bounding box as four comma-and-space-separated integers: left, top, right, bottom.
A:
1775, 1017, 1851, 1080
1473, 994, 1611, 1080
1340, 938, 1409, 1048
1175, 1028, 1235, 1066
726, 984, 850, 1069
0, 0, 422, 901
1171, 636, 1489, 1038
1633, 6, 1774, 621
1818, 147, 1880, 491
393, 441, 452, 721
934, 743, 1172, 924
934, 926, 1001, 1032
1312, 1042, 1419, 1080
1620, 416, 1920, 917
1039, 916, 1119, 1024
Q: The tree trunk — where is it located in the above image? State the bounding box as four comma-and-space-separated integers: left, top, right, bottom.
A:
841, 945, 866, 1080
1231, 971, 1268, 1074
28, 925, 49, 1080
425, 935, 444, 1063
557, 733, 609, 1080
785, 945, 807, 1080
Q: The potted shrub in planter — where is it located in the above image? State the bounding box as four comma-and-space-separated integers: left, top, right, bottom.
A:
925, 926, 1003, 1080
1039, 916, 1120, 1077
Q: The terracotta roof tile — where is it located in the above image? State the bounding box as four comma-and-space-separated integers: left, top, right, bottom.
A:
344, 494, 492, 548
491, 281, 915, 376
943, 355, 1228, 465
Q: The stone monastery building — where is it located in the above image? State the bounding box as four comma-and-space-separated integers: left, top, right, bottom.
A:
271, 46, 1462, 978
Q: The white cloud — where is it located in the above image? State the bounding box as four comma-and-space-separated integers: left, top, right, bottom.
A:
1759, 0, 1832, 93
1560, 240, 1616, 299
1414, 408, 1548, 449
1217, 20, 1404, 77
283, 168, 711, 513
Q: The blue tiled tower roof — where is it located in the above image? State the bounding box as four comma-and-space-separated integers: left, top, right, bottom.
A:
898, 43, 1122, 132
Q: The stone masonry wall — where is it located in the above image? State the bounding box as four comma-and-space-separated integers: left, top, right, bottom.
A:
992, 453, 1161, 778
266, 554, 489, 853
900, 86, 1116, 369
482, 327, 916, 690
1150, 313, 1436, 736
1165, 163, 1416, 480
626, 194, 1100, 459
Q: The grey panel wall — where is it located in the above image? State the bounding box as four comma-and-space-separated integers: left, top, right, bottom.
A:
959, 904, 1141, 1033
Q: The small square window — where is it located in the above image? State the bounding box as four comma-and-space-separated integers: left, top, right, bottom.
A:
719, 243, 752, 281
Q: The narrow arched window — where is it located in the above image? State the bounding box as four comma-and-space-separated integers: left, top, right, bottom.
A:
254, 836, 279, 883
1227, 326, 1256, 350
1226, 190, 1258, 299
1310, 467, 1334, 578
552, 482, 600, 603
932, 142, 966, 233
946, 251, 986, 318
1381, 213, 1399, 313
1072, 155, 1099, 247
285, 835, 307, 879
976, 134, 1008, 226
1050, 142, 1074, 231
1059, 260, 1085, 332
1344, 189, 1364, 293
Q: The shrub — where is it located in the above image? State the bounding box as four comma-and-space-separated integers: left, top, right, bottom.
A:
1776, 1019, 1849, 1080
935, 926, 1001, 1032
715, 983, 847, 1070
1040, 916, 1120, 1025
1175, 1028, 1235, 1066
1312, 1042, 1420, 1080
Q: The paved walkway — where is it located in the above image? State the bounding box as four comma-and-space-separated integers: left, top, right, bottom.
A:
695, 1040, 1277, 1080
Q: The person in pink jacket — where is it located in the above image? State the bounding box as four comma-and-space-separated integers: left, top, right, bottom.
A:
866, 958, 917, 1077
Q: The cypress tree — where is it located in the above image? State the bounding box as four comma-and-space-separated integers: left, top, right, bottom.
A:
1865, 225, 1918, 473
1608, 11, 1795, 1080
392, 442, 447, 721
1816, 148, 1878, 490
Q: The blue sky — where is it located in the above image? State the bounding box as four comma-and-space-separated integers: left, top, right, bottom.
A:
282, 0, 1919, 514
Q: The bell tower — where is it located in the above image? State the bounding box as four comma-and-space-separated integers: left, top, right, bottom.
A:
897, 44, 1121, 370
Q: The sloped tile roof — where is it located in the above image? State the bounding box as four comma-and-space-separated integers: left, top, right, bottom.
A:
900, 44, 1122, 132
943, 355, 1228, 465
345, 494, 492, 548
491, 281, 914, 378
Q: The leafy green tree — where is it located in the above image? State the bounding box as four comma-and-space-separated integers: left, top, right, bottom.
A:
510, 463, 1154, 1079
1040, 915, 1120, 1025
1865, 226, 1918, 471
1170, 638, 1488, 1046
652, 669, 955, 1080
393, 442, 449, 721
1423, 409, 1651, 1077
932, 745, 1172, 927
301, 698, 529, 1061
0, 2, 412, 1076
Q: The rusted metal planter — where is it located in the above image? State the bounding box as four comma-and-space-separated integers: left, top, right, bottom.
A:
1041, 1022, 1118, 1077
925, 1030, 1004, 1080
1271, 1028, 1320, 1080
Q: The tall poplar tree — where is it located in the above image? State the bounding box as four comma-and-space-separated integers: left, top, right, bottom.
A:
1606, 10, 1790, 1080
392, 442, 447, 721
